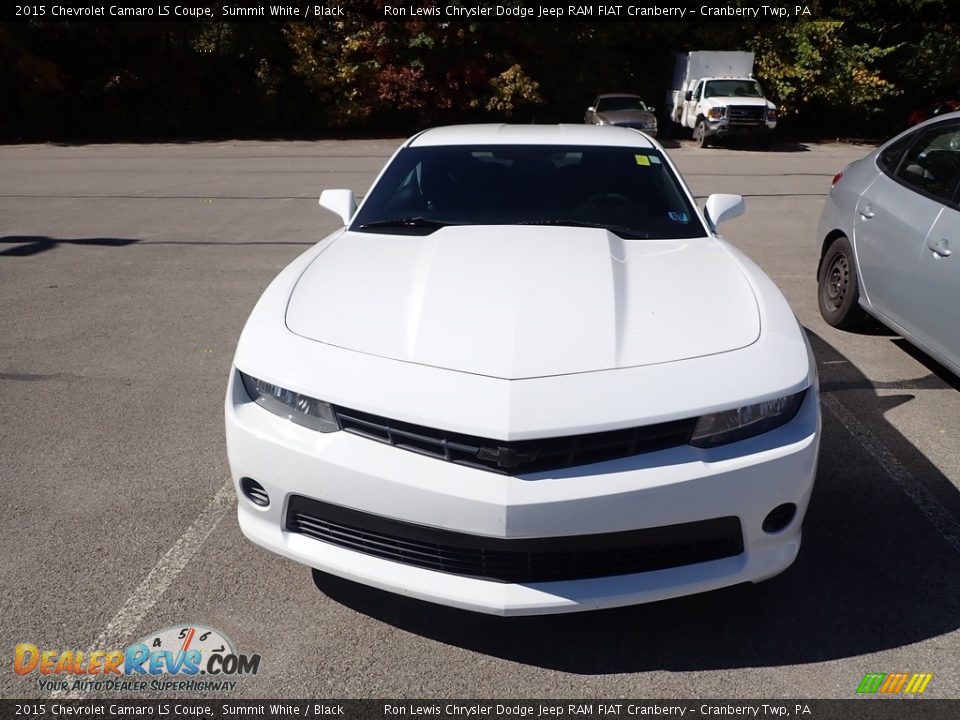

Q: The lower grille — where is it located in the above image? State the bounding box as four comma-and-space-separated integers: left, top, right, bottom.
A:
286, 496, 744, 583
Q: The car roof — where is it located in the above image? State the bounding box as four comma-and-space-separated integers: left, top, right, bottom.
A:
595, 93, 643, 99
408, 124, 656, 149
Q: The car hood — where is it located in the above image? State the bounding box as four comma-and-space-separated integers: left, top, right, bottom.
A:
285, 226, 760, 380
597, 109, 656, 124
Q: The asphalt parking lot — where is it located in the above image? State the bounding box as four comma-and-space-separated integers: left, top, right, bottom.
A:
2, 137, 960, 700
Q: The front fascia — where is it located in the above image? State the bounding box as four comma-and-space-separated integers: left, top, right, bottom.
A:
234, 235, 812, 441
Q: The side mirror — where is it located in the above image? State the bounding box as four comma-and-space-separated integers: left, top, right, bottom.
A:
684, 91, 693, 102
319, 189, 357, 226
586, 106, 596, 113
704, 194, 745, 231
647, 106, 656, 113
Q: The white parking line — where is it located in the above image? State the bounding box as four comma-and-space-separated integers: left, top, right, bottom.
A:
50, 479, 235, 699
822, 392, 960, 556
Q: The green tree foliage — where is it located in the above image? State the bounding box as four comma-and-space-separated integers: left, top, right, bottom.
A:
751, 22, 899, 132
0, 14, 956, 142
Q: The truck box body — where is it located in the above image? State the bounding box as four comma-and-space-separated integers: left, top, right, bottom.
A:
673, 51, 755, 92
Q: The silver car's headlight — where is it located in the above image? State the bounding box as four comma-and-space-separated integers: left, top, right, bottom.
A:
689, 390, 806, 448
239, 371, 340, 433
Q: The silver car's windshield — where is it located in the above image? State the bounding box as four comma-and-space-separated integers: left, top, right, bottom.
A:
352, 145, 706, 240
596, 97, 648, 113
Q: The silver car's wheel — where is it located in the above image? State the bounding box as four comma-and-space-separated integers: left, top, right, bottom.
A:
818, 235, 868, 329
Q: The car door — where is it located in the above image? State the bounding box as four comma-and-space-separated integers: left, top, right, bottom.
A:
918, 203, 960, 371
854, 121, 960, 338
684, 82, 703, 128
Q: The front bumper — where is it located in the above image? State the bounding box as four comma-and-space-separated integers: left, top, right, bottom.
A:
225, 369, 820, 616
705, 119, 775, 139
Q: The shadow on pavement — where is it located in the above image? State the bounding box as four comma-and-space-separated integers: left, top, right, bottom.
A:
311, 329, 960, 673
0, 235, 316, 256
0, 235, 139, 257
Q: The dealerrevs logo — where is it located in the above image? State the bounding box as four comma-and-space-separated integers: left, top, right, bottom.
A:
14, 625, 260, 693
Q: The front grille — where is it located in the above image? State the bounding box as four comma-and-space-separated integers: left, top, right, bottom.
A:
333, 406, 696, 475
287, 496, 745, 583
728, 105, 765, 122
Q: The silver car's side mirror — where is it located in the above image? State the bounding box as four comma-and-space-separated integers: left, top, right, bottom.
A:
319, 189, 357, 226
704, 194, 745, 231
648, 106, 656, 113
586, 106, 596, 113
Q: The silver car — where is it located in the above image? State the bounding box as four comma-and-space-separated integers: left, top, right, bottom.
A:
584, 94, 658, 136
816, 111, 960, 376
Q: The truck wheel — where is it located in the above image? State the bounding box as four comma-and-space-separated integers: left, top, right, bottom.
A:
694, 120, 710, 148
818, 235, 868, 330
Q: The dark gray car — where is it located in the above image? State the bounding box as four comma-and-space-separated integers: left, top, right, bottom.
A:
584, 94, 658, 136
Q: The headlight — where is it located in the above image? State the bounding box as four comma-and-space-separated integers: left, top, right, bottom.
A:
689, 391, 806, 448
767, 108, 778, 121
707, 107, 726, 120
645, 121, 657, 130
239, 371, 340, 433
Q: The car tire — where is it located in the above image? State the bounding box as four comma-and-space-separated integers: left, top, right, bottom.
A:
818, 235, 869, 330
694, 119, 710, 148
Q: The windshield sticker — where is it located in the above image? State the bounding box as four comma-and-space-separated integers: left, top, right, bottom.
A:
634, 154, 650, 166
668, 211, 689, 223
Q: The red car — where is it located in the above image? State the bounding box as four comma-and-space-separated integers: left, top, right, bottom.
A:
907, 100, 960, 126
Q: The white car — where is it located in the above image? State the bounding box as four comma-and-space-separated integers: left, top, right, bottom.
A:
816, 112, 960, 377
225, 125, 820, 616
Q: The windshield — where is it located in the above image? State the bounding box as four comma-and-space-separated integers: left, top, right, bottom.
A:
596, 96, 648, 113
351, 145, 705, 240
703, 80, 763, 99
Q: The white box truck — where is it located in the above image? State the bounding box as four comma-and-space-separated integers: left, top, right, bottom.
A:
665, 51, 777, 148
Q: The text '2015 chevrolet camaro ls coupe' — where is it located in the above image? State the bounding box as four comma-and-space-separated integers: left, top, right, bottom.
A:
225, 125, 820, 615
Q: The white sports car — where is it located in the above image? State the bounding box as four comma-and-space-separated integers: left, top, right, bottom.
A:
225, 125, 820, 616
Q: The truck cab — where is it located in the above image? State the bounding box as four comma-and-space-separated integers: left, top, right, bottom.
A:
684, 77, 777, 147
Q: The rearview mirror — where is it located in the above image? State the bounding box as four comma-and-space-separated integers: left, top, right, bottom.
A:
704, 194, 745, 231
319, 189, 357, 226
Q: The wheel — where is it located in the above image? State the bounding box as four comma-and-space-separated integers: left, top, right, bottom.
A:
818, 235, 868, 329
694, 119, 710, 148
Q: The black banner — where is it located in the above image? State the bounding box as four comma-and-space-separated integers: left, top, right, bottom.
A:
3, 0, 957, 23
4, 700, 960, 720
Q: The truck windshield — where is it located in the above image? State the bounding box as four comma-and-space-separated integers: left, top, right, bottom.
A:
704, 80, 763, 99
351, 145, 706, 240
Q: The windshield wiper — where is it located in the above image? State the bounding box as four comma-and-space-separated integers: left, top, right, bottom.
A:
518, 219, 650, 239
357, 217, 459, 230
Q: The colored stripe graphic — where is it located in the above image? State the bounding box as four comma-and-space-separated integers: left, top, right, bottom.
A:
857, 672, 932, 694
880, 673, 909, 693
857, 673, 886, 694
